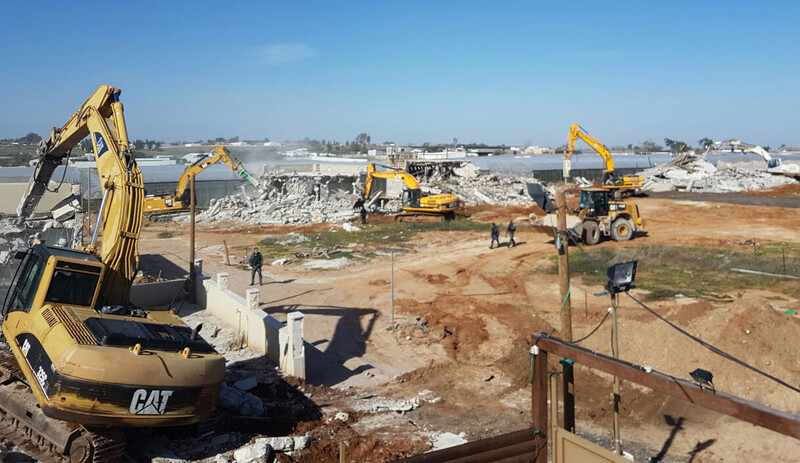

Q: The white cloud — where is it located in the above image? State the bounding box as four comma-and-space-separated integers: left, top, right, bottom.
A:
259, 43, 315, 64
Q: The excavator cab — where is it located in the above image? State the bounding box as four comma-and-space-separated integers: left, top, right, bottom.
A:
401, 188, 422, 208
2, 245, 104, 317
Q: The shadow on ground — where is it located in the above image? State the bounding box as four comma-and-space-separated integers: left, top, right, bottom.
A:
268, 303, 380, 387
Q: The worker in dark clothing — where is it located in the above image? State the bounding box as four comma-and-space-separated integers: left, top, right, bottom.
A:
360, 206, 368, 225
490, 223, 500, 249
506, 219, 517, 248
248, 247, 263, 286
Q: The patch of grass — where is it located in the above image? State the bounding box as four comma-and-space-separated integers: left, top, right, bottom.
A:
551, 244, 800, 300
257, 218, 487, 259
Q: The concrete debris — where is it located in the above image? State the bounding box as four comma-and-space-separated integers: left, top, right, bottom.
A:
452, 163, 481, 179
639, 153, 797, 193
334, 412, 349, 421
354, 397, 420, 413
233, 440, 275, 463
196, 173, 358, 225
342, 222, 361, 232
191, 161, 537, 226
302, 257, 349, 270
235, 437, 311, 459
270, 258, 291, 266
431, 432, 468, 451
415, 164, 536, 206
218, 382, 265, 416
276, 233, 309, 245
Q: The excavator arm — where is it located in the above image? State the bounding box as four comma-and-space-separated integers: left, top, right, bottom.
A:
563, 123, 615, 175
363, 163, 421, 200
16, 84, 143, 306
145, 146, 259, 214
172, 146, 259, 200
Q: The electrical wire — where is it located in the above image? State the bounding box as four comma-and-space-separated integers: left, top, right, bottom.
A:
573, 309, 610, 344
626, 292, 800, 395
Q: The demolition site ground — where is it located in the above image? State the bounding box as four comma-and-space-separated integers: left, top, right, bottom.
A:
91, 187, 800, 463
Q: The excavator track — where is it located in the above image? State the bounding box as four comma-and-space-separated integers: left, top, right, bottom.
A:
0, 350, 125, 463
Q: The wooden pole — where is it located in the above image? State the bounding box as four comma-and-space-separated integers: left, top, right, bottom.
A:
556, 188, 572, 341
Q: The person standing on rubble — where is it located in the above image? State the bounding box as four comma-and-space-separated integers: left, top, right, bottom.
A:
313, 182, 321, 201
360, 205, 368, 224
490, 223, 500, 249
506, 219, 516, 248
248, 247, 263, 286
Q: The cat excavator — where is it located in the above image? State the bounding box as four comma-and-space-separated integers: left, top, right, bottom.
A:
144, 145, 259, 216
2, 85, 225, 462
563, 123, 644, 197
362, 163, 459, 221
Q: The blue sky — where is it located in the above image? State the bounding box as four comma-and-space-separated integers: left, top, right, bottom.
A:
1, 1, 798, 147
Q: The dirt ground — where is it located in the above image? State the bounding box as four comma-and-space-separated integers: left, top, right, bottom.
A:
136, 193, 800, 462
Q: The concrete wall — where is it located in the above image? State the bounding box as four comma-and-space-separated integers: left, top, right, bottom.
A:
0, 182, 75, 215
130, 279, 188, 307
200, 272, 305, 378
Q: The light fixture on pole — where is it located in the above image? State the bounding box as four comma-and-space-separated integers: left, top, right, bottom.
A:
604, 260, 637, 455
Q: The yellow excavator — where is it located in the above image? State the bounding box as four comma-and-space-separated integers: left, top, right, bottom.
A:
144, 145, 259, 216
363, 163, 459, 221
563, 123, 644, 197
3, 85, 225, 462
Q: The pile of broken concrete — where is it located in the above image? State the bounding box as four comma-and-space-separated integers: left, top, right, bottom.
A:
638, 153, 797, 193
419, 162, 536, 206
196, 173, 358, 225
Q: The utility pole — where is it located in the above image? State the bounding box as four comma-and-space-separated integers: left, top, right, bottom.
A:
556, 187, 575, 433
189, 174, 196, 302
556, 188, 572, 341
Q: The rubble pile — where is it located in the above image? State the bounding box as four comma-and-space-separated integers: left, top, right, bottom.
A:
0, 216, 83, 288
196, 173, 359, 225
194, 162, 539, 225
419, 163, 536, 206
639, 153, 797, 193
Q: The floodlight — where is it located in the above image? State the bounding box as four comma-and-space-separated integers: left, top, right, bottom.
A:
605, 261, 638, 294
526, 183, 556, 213
690, 368, 714, 390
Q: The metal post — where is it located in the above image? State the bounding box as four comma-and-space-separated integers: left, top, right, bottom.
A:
189, 174, 196, 302
550, 372, 559, 451
531, 347, 548, 463
562, 360, 575, 433
390, 252, 395, 330
556, 188, 572, 341
611, 293, 621, 454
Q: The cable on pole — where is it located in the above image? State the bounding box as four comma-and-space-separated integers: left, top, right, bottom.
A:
626, 292, 800, 395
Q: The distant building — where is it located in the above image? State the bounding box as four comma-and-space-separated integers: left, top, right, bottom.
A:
524, 146, 555, 155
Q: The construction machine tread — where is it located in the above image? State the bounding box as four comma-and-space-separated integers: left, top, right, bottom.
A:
0, 351, 125, 463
